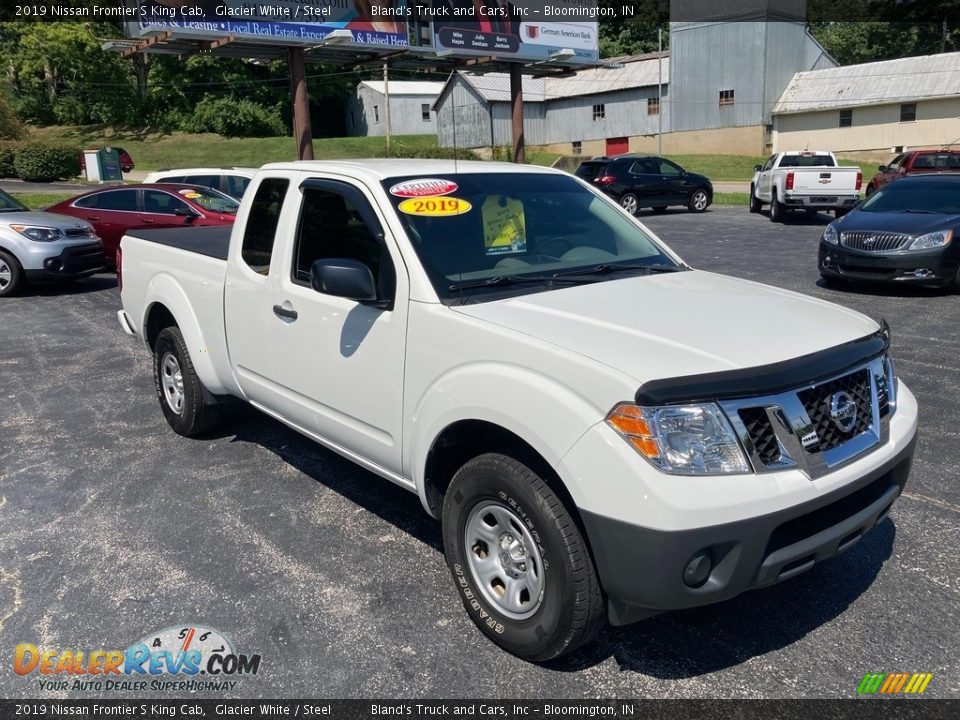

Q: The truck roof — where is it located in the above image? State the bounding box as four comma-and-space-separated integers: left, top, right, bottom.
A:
259, 159, 564, 180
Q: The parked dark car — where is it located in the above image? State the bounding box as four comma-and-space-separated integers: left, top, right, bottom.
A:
865, 149, 960, 196
819, 174, 960, 290
46, 184, 238, 266
115, 147, 135, 174
575, 155, 713, 214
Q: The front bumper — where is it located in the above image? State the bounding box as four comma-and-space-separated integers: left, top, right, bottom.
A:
819, 241, 959, 285
581, 434, 915, 625
23, 242, 105, 281
783, 193, 859, 209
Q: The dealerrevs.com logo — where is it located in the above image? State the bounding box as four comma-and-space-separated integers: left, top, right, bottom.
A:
14, 625, 261, 693
856, 672, 934, 696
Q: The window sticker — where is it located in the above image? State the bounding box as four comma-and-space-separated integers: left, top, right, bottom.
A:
397, 196, 472, 217
389, 178, 458, 198
178, 190, 202, 199
482, 196, 526, 256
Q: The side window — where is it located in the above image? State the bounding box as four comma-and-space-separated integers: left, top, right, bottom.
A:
658, 159, 683, 176
241, 178, 289, 275
160, 175, 185, 184
888, 154, 905, 171
762, 155, 776, 171
184, 175, 219, 191
226, 175, 251, 198
143, 190, 191, 215
95, 190, 138, 212
74, 194, 99, 209
911, 154, 935, 169
292, 186, 395, 304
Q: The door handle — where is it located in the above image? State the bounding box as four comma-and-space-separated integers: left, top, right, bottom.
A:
142, 218, 155, 224
272, 304, 298, 321
86, 216, 100, 221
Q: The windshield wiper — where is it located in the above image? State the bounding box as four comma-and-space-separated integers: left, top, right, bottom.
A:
552, 262, 686, 278
448, 274, 599, 292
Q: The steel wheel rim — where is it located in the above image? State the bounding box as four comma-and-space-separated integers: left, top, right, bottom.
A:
621, 195, 638, 214
693, 191, 708, 210
0, 260, 10, 288
464, 501, 545, 620
160, 352, 185, 415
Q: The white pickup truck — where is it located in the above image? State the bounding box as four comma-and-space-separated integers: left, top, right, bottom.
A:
750, 151, 862, 222
118, 160, 917, 661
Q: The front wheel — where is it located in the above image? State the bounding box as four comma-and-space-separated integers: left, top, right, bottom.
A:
749, 186, 761, 213
153, 326, 222, 437
620, 193, 640, 216
442, 453, 605, 661
688, 188, 710, 213
0, 250, 24, 298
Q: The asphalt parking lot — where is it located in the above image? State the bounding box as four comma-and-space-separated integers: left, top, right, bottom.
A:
1, 206, 958, 699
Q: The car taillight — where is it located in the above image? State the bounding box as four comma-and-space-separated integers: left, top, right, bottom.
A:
856, 171, 862, 190
116, 245, 122, 292
596, 175, 615, 186
785, 171, 794, 190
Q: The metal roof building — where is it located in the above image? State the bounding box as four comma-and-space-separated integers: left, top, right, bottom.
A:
347, 79, 446, 138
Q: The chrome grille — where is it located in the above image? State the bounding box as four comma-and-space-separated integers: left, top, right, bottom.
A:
840, 231, 911, 252
720, 357, 890, 480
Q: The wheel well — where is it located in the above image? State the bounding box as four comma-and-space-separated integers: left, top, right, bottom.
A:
145, 303, 178, 350
423, 420, 582, 530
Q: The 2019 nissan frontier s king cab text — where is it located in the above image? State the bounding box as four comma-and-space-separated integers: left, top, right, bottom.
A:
117, 161, 918, 661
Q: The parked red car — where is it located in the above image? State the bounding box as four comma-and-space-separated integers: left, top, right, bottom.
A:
866, 149, 960, 195
115, 147, 135, 174
46, 184, 238, 266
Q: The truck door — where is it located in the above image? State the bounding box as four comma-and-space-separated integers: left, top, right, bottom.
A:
758, 155, 776, 198
267, 178, 407, 475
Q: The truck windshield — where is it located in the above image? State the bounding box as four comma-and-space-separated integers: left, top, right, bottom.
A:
0, 189, 28, 212
778, 154, 836, 167
860, 180, 960, 214
382, 173, 682, 303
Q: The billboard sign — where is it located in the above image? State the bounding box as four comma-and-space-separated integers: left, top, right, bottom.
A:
425, 0, 599, 64
127, 1, 409, 48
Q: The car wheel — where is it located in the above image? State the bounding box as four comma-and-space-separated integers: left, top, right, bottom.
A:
688, 188, 710, 213
153, 326, 222, 437
652, 206, 667, 213
865, 186, 874, 197
834, 208, 848, 219
749, 186, 761, 214
442, 452, 605, 662
0, 250, 24, 298
620, 193, 640, 216
770, 189, 785, 223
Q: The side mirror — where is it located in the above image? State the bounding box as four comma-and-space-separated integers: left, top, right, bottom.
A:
174, 207, 199, 221
754, 164, 762, 172
310, 258, 378, 303
877, 165, 887, 172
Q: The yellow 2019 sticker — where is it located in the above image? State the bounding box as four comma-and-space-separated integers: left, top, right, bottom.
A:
398, 196, 472, 217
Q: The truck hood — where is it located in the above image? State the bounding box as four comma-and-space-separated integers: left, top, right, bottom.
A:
453, 270, 879, 384
0, 210, 92, 229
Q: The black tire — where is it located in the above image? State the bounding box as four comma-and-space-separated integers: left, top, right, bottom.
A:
0, 250, 24, 298
651, 206, 667, 214
834, 208, 848, 219
688, 188, 710, 213
748, 186, 761, 214
865, 186, 875, 197
442, 452, 605, 662
619, 192, 640, 216
951, 267, 960, 294
152, 326, 222, 437
770, 189, 785, 223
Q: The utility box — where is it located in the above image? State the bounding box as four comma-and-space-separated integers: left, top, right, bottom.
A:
82, 147, 123, 183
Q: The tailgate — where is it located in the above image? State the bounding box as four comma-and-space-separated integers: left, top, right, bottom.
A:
790, 167, 859, 193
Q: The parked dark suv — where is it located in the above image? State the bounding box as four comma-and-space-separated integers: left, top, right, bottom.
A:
575, 155, 713, 215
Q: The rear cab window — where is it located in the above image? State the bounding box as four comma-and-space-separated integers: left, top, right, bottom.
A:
778, 154, 836, 167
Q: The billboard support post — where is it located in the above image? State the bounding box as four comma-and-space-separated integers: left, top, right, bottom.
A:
289, 47, 314, 161
510, 63, 524, 164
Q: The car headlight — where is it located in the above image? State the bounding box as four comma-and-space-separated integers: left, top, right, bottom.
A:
605, 403, 750, 475
822, 224, 839, 245
908, 229, 952, 251
10, 225, 65, 242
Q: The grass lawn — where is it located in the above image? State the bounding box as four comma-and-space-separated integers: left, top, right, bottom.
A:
16, 192, 74, 210
712, 191, 750, 206
28, 126, 439, 171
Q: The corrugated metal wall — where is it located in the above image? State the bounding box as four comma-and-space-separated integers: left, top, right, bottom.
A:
436, 78, 493, 149
346, 85, 439, 137
542, 87, 669, 145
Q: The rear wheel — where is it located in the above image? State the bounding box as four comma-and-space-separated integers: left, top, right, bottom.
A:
153, 326, 222, 437
620, 193, 640, 216
770, 189, 785, 223
442, 452, 605, 662
0, 250, 24, 298
688, 188, 710, 213
749, 186, 761, 213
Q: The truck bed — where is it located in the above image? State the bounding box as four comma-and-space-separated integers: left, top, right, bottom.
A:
124, 226, 231, 261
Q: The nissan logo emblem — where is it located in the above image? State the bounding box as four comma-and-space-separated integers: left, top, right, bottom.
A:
829, 391, 858, 433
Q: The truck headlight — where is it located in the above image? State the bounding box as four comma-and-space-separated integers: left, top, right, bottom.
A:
605, 403, 750, 475
822, 224, 839, 245
10, 225, 64, 242
908, 229, 952, 250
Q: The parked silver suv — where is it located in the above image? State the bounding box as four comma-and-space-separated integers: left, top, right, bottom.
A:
0, 189, 105, 297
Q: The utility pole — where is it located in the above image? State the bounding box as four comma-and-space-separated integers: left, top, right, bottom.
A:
657, 27, 663, 157
383, 62, 392, 152
289, 47, 314, 160
510, 63, 524, 164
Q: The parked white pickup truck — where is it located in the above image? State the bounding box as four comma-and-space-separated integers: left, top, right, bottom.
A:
750, 151, 862, 222
118, 160, 917, 661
